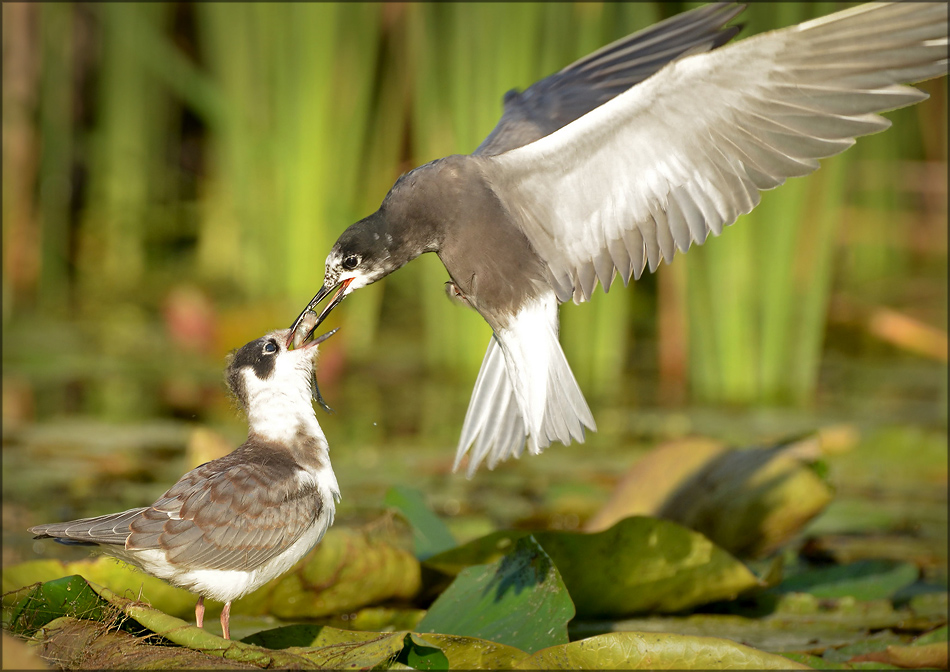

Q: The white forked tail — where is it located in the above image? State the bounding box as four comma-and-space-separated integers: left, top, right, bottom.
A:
454, 292, 596, 476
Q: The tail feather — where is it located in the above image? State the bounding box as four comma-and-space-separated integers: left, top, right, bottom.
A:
454, 292, 595, 475
30, 507, 146, 547
455, 337, 528, 477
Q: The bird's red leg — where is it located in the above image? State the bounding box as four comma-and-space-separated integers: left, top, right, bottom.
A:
195, 596, 205, 628
220, 601, 231, 640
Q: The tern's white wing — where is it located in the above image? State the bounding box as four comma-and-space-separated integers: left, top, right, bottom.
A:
487, 2, 948, 304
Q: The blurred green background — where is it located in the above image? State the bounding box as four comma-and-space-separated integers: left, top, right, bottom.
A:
2, 3, 946, 565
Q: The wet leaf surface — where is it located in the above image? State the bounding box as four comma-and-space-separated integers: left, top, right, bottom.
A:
516, 632, 811, 669
396, 632, 450, 670
3, 559, 198, 620
417, 536, 574, 654
772, 559, 920, 600
585, 435, 836, 558
4, 424, 946, 668
425, 516, 760, 617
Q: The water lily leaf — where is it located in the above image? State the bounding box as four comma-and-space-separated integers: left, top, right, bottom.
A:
821, 630, 911, 663
516, 632, 811, 669
243, 627, 527, 669
242, 623, 388, 649
425, 517, 760, 617
385, 486, 457, 560
241, 608, 425, 647
6, 574, 111, 636
243, 524, 421, 619
781, 652, 849, 669
584, 437, 730, 532
571, 610, 889, 655
849, 642, 948, 668
585, 435, 836, 558
74, 578, 418, 669
2, 558, 196, 619
395, 633, 450, 670
914, 625, 948, 646
772, 559, 919, 600
412, 633, 528, 669
417, 535, 575, 653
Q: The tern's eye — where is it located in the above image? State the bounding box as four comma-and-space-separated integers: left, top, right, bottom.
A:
263, 340, 278, 354
342, 254, 360, 271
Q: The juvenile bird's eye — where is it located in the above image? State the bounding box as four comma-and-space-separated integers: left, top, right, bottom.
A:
342, 255, 360, 270
263, 341, 278, 354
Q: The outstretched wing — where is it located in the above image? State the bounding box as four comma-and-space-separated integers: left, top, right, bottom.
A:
483, 2, 948, 303
474, 2, 744, 156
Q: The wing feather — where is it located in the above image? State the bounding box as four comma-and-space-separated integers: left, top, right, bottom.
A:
126, 449, 324, 572
476, 3, 744, 155
483, 2, 947, 302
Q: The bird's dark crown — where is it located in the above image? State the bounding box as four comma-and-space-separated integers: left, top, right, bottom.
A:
326, 155, 480, 286
225, 335, 280, 410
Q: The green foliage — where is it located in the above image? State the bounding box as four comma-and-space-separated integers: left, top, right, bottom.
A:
424, 517, 760, 618
771, 559, 920, 601
6, 574, 108, 635
417, 536, 574, 653
385, 485, 458, 560
4, 466, 948, 669
519, 631, 810, 670
3, 2, 943, 418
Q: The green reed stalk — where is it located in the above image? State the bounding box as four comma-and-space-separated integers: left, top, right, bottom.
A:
678, 2, 872, 405
77, 4, 171, 310
38, 3, 74, 313
342, 5, 413, 361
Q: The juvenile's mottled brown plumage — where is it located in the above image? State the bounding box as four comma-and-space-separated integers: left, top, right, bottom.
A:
30, 328, 339, 640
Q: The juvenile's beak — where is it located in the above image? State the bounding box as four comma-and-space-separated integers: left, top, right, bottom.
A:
288, 278, 353, 347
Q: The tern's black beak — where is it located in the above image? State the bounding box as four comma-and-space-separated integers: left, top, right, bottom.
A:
288, 278, 353, 348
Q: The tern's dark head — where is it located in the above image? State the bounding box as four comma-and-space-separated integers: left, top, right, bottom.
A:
290, 157, 472, 340
226, 328, 332, 413
323, 161, 458, 292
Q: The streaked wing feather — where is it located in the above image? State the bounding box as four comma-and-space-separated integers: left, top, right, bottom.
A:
127, 454, 323, 572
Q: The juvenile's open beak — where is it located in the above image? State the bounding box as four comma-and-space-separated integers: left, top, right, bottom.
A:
288, 278, 353, 347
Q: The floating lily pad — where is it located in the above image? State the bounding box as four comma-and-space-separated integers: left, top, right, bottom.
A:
3, 558, 196, 619
395, 633, 450, 670
914, 625, 948, 646
585, 435, 836, 558
772, 559, 919, 600
417, 535, 574, 653
412, 633, 528, 669
247, 525, 421, 619
425, 516, 760, 617
516, 631, 810, 669
7, 574, 112, 636
848, 641, 948, 668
